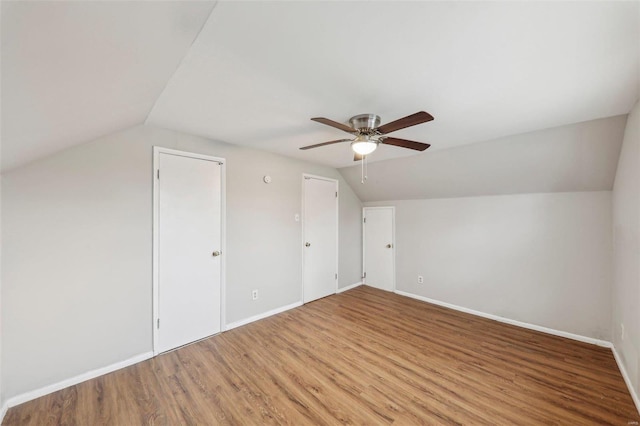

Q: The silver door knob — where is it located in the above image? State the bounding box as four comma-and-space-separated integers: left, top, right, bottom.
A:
305, 242, 311, 247
386, 244, 393, 248
212, 250, 221, 257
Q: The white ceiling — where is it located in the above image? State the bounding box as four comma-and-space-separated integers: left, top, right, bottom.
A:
339, 115, 627, 202
1, 1, 215, 171
2, 1, 639, 200
147, 1, 639, 168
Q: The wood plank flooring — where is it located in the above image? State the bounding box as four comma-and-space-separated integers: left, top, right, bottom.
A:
4, 286, 640, 425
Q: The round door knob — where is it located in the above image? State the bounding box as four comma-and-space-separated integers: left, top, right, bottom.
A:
386, 244, 392, 248
212, 250, 221, 257
305, 242, 311, 247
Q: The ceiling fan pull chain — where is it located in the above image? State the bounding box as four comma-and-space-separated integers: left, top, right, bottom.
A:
364, 155, 368, 181
361, 156, 364, 184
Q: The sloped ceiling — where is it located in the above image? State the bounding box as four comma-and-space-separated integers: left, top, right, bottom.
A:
147, 1, 639, 170
2, 1, 639, 200
339, 115, 628, 202
1, 1, 215, 171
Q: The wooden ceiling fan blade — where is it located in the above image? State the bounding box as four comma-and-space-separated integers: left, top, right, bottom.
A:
380, 137, 431, 151
299, 139, 352, 150
375, 111, 434, 135
354, 153, 364, 161
311, 117, 357, 134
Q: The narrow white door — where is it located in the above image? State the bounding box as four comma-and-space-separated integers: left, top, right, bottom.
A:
156, 150, 223, 353
303, 176, 338, 303
364, 207, 395, 291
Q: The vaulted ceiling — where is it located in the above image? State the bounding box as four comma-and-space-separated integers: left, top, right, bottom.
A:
1, 1, 215, 171
147, 1, 639, 169
340, 115, 628, 201
2, 1, 639, 200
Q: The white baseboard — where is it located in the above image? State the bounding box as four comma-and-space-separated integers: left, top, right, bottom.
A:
3, 301, 305, 415
3, 290, 629, 423
612, 346, 640, 415
337, 282, 362, 293
225, 301, 303, 331
225, 283, 363, 331
1, 400, 8, 424
394, 290, 612, 348
398, 287, 639, 415
4, 351, 153, 410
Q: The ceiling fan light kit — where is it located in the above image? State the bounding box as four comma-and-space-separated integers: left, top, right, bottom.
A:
303, 111, 433, 156
302, 110, 434, 183
351, 135, 378, 155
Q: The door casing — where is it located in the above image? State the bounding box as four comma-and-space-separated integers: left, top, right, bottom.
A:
301, 174, 339, 303
363, 206, 396, 292
152, 146, 227, 355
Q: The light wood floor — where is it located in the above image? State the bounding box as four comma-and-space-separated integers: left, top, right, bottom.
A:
4, 286, 640, 425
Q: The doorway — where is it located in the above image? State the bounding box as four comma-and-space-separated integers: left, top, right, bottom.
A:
363, 207, 395, 291
153, 147, 225, 354
302, 174, 338, 303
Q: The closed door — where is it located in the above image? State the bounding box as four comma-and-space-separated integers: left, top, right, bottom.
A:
156, 150, 223, 353
303, 176, 338, 303
364, 207, 395, 291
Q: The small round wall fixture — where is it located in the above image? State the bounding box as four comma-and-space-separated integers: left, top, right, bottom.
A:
263, 175, 272, 184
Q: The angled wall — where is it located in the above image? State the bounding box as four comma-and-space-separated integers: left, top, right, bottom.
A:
1, 1, 216, 172
341, 115, 627, 202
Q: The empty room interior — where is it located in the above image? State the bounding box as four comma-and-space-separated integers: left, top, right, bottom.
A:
1, 1, 640, 424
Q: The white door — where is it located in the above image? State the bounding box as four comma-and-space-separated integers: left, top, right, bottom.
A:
303, 175, 338, 303
364, 207, 395, 291
155, 149, 223, 354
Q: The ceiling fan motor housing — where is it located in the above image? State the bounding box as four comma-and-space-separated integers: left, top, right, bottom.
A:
349, 114, 381, 134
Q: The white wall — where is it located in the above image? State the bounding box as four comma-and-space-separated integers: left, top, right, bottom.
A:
612, 100, 640, 397
0, 174, 3, 415
339, 183, 363, 287
1, 124, 362, 400
1, 1, 4, 411
365, 191, 613, 340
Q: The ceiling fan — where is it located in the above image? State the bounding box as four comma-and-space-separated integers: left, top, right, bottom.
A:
300, 111, 434, 161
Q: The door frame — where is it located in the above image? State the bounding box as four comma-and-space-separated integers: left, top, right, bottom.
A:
301, 173, 339, 303
152, 146, 227, 355
362, 206, 396, 291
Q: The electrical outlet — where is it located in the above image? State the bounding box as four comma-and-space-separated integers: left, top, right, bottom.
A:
252, 290, 258, 300
418, 275, 424, 284
621, 323, 624, 340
